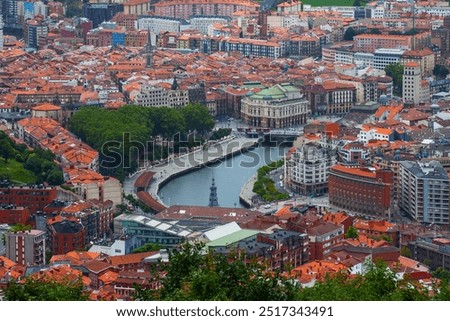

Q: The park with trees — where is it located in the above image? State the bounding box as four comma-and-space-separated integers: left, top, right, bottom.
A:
68, 104, 215, 181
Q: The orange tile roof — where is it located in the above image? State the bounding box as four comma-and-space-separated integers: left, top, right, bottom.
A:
0, 256, 16, 269
98, 270, 119, 285
32, 103, 61, 111
31, 265, 83, 284
344, 234, 389, 248
322, 212, 351, 225
331, 164, 377, 179
290, 260, 348, 284
64, 167, 104, 185
83, 260, 112, 274
353, 219, 397, 233
404, 61, 420, 68
109, 251, 159, 267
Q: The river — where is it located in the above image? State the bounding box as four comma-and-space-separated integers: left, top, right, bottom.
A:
158, 144, 288, 208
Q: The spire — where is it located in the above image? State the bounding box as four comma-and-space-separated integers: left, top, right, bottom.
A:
142, 28, 153, 68
171, 77, 179, 90
208, 177, 219, 207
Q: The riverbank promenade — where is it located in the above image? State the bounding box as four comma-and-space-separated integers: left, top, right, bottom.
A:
124, 136, 259, 209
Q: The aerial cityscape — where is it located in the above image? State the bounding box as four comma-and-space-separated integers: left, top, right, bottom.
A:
1, 0, 450, 302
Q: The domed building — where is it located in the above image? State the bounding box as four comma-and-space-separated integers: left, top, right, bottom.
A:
240, 83, 309, 129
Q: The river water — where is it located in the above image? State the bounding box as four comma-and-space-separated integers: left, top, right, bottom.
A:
158, 144, 288, 208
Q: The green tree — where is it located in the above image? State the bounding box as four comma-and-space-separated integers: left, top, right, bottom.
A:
369, 28, 382, 34
4, 278, 88, 301
0, 140, 14, 163
10, 224, 32, 232
295, 260, 429, 301
345, 226, 358, 239
385, 63, 404, 96
343, 27, 357, 41
181, 104, 214, 135
134, 242, 298, 301
47, 168, 65, 186
400, 246, 412, 258
433, 64, 449, 80
132, 243, 163, 254
149, 107, 186, 139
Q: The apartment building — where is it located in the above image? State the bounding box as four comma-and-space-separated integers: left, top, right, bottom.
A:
398, 161, 450, 225
354, 34, 412, 53
134, 84, 190, 108
190, 17, 228, 35
135, 17, 181, 35
408, 238, 450, 271
400, 49, 435, 77
47, 216, 85, 255
0, 183, 57, 214
154, 0, 259, 20
286, 141, 336, 196
373, 48, 405, 71
357, 125, 393, 143
276, 0, 302, 13
328, 165, 394, 218
6, 230, 46, 265
402, 62, 423, 105
303, 82, 357, 116
124, 0, 151, 15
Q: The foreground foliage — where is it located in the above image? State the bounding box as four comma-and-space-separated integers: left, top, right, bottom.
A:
5, 243, 450, 301
4, 278, 88, 301
134, 243, 450, 301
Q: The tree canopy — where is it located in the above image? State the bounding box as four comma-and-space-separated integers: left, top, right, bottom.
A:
385, 63, 404, 97
4, 277, 88, 301
433, 64, 449, 80
133, 243, 450, 301
345, 226, 358, 239
343, 27, 357, 41
69, 104, 214, 180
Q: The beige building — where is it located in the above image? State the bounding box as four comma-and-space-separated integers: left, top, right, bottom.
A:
31, 103, 62, 123
402, 61, 423, 105
65, 167, 123, 207
241, 83, 309, 129
400, 49, 435, 77
124, 0, 151, 15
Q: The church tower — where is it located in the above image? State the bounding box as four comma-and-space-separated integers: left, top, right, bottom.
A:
142, 29, 154, 68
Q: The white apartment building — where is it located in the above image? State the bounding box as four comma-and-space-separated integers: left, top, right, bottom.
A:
373, 48, 405, 71
135, 17, 180, 37
402, 61, 422, 104
416, 6, 450, 17
0, 16, 3, 50
354, 52, 374, 68
267, 15, 305, 29
357, 126, 393, 143
190, 17, 228, 35
398, 161, 450, 224
335, 50, 355, 65
302, 5, 356, 19
286, 140, 336, 196
134, 85, 189, 108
